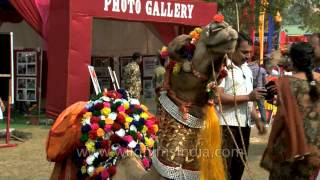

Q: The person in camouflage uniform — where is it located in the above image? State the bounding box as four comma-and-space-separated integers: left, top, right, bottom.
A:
123, 52, 142, 99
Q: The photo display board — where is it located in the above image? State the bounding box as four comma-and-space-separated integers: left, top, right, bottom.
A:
15, 49, 38, 102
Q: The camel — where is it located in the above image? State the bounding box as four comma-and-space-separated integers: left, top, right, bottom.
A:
46, 15, 238, 180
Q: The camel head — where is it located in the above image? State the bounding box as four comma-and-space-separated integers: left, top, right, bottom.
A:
201, 17, 238, 55
167, 15, 238, 64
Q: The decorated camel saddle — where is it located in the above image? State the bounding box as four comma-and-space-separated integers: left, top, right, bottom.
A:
46, 14, 238, 180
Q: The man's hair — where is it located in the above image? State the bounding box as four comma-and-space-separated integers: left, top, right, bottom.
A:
132, 52, 141, 61
236, 32, 252, 49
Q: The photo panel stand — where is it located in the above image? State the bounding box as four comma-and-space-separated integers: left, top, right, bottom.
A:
0, 75, 17, 148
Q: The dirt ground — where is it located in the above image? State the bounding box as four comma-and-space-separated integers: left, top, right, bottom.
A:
0, 126, 269, 180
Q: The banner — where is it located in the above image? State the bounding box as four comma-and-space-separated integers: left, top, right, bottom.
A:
258, 0, 266, 65
73, 0, 217, 26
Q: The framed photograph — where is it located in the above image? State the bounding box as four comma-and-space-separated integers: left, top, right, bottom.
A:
17, 64, 27, 75
17, 90, 26, 101
26, 64, 36, 75
27, 53, 36, 63
27, 90, 36, 101
142, 56, 158, 78
16, 50, 37, 76
17, 52, 26, 63
17, 78, 26, 89
16, 77, 37, 101
26, 79, 36, 89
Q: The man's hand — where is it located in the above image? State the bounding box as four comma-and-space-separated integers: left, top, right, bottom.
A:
256, 121, 267, 135
248, 89, 267, 101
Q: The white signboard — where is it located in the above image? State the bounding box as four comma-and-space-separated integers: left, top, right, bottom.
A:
88, 65, 102, 95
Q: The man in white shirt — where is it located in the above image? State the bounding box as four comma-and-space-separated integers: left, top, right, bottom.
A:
217, 32, 266, 180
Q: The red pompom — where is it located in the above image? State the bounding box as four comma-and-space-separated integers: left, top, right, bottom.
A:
94, 102, 104, 110
79, 108, 88, 117
90, 116, 100, 124
107, 91, 122, 99
147, 128, 155, 135
110, 134, 121, 143
116, 114, 125, 124
88, 130, 97, 140
107, 165, 117, 176
101, 140, 110, 149
166, 61, 176, 72
213, 14, 224, 23
112, 122, 121, 131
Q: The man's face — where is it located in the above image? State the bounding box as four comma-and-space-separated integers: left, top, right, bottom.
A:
234, 41, 252, 64
136, 56, 143, 64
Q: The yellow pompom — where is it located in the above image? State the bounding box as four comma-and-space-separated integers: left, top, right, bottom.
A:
123, 101, 130, 110
145, 137, 154, 148
140, 112, 149, 119
125, 116, 133, 123
83, 112, 92, 119
140, 143, 146, 154
161, 46, 168, 52
101, 107, 111, 116
141, 104, 149, 112
85, 141, 96, 153
105, 118, 114, 125
141, 125, 148, 134
108, 151, 116, 157
195, 27, 203, 33
173, 63, 182, 75
81, 166, 87, 174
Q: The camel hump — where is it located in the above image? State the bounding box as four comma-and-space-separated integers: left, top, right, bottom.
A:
46, 101, 87, 162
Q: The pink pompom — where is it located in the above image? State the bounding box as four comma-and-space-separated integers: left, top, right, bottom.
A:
116, 147, 126, 155
91, 123, 99, 130
123, 135, 133, 143
103, 102, 111, 108
137, 132, 143, 140
101, 169, 110, 179
145, 120, 154, 128
117, 105, 125, 113
104, 124, 113, 132
142, 157, 150, 169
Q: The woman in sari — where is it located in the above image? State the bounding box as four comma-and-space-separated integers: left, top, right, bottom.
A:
261, 42, 320, 179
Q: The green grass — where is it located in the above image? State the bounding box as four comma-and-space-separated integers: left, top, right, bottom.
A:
0, 122, 30, 129
0, 110, 50, 129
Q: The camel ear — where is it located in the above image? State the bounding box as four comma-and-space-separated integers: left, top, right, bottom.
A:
168, 34, 192, 61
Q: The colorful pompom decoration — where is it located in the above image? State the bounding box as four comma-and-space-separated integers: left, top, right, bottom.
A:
77, 89, 158, 180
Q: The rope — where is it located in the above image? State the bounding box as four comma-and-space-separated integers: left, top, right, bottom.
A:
229, 63, 253, 178
211, 60, 254, 180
